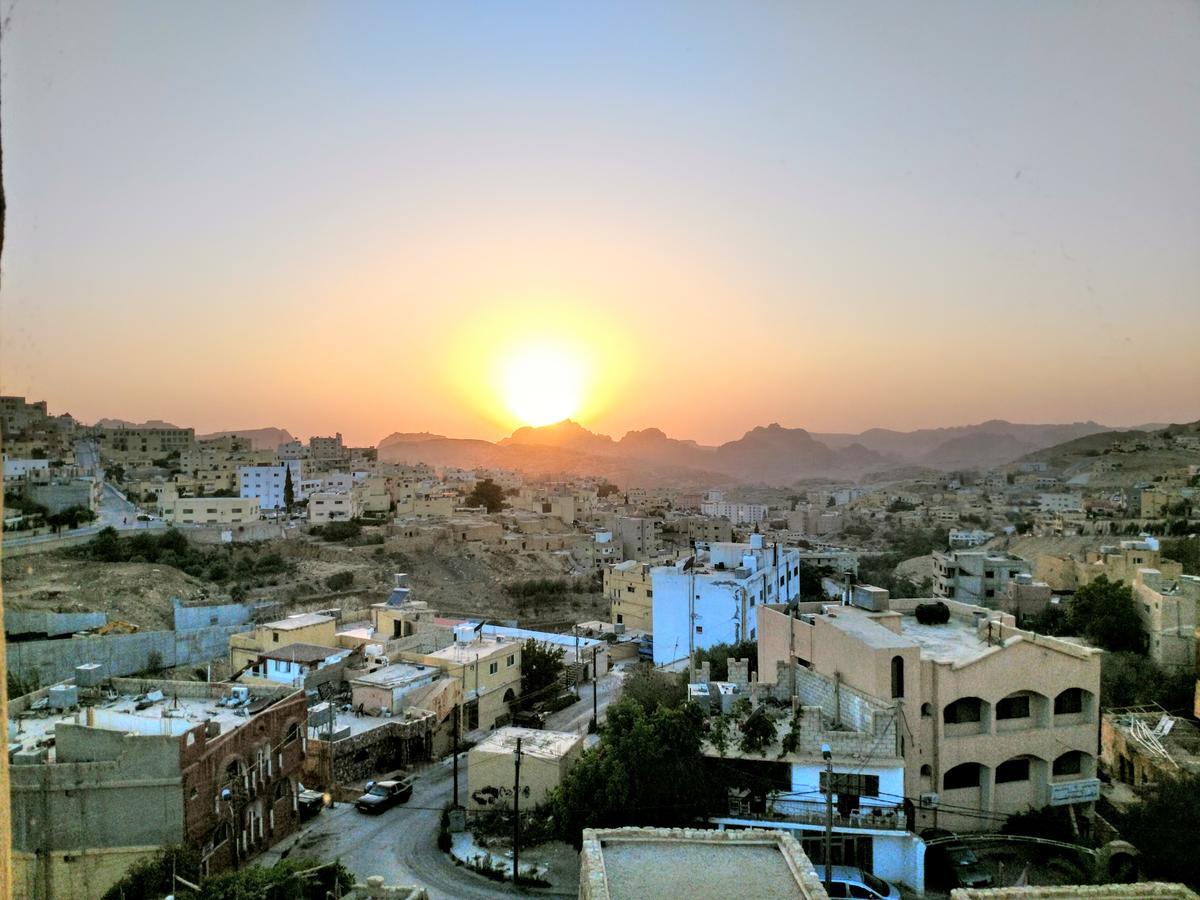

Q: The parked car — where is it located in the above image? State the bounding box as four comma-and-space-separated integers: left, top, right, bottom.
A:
823, 866, 901, 899
921, 828, 995, 889
354, 778, 413, 814
297, 787, 327, 820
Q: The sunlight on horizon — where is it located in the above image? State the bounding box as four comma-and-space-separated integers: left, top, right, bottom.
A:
500, 343, 584, 427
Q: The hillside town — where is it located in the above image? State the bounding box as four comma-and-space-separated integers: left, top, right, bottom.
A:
3, 394, 1199, 898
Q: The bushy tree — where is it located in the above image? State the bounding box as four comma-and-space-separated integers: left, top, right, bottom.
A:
621, 663, 687, 714
466, 478, 505, 513
1068, 576, 1144, 653
1100, 652, 1195, 710
520, 637, 566, 703
692, 640, 758, 681
1120, 773, 1200, 888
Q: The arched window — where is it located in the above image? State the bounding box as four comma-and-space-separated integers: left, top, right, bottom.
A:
1054, 688, 1084, 715
943, 763, 983, 790
996, 757, 1031, 783
284, 722, 300, 745
890, 655, 905, 699
920, 764, 933, 778
921, 703, 932, 717
1053, 751, 1085, 776
943, 697, 982, 725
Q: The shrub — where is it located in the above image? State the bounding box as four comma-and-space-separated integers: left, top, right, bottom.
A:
325, 571, 355, 591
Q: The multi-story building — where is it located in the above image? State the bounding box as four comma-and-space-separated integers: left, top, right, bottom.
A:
308, 433, 346, 460
238, 461, 305, 512
933, 550, 1032, 604
93, 425, 196, 462
648, 535, 801, 664
615, 515, 663, 560
1139, 488, 1171, 519
158, 491, 263, 526
230, 613, 338, 671
277, 440, 307, 460
700, 499, 769, 525
949, 529, 995, 547
1132, 567, 1199, 673
1038, 493, 1083, 513
9, 679, 308, 898
758, 589, 1102, 833
308, 491, 360, 524
605, 559, 656, 631
0, 395, 52, 434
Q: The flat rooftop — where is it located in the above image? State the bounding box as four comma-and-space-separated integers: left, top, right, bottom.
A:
257, 643, 347, 664
264, 612, 334, 630
424, 635, 517, 664
582, 828, 824, 900
824, 604, 999, 662
472, 726, 580, 760
350, 662, 438, 688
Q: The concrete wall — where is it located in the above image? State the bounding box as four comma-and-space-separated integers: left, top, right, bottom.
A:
304, 714, 436, 789
172, 598, 254, 631
13, 846, 162, 900
5, 609, 108, 638
5, 623, 251, 684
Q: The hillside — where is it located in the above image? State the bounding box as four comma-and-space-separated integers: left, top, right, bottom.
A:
1019, 420, 1200, 487
197, 427, 294, 450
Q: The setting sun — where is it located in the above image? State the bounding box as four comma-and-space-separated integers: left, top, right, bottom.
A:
500, 344, 583, 427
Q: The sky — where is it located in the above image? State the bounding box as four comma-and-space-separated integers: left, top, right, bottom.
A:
2, 1, 1198, 447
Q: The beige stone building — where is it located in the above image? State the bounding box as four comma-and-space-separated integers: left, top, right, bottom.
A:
309, 490, 361, 524
94, 425, 196, 462
1132, 567, 1199, 673
395, 626, 521, 731
466, 726, 582, 809
157, 490, 262, 526
758, 590, 1102, 833
604, 560, 655, 632
933, 550, 1032, 604
229, 612, 338, 671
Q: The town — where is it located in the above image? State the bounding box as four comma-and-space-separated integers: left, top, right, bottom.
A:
3, 394, 1199, 899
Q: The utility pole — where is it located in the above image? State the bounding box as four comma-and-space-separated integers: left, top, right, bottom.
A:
590, 645, 598, 732
513, 736, 523, 887
822, 744, 833, 892
574, 625, 581, 698
452, 705, 460, 808
326, 703, 336, 808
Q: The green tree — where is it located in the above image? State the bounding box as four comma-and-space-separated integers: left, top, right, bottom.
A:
283, 464, 294, 514
325, 570, 354, 591
466, 477, 505, 513
1161, 537, 1199, 574
621, 663, 687, 714
1119, 773, 1200, 888
1068, 575, 1144, 653
1100, 652, 1195, 710
520, 637, 566, 703
692, 640, 758, 681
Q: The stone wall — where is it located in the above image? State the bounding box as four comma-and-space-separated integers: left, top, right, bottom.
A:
172, 598, 255, 631
304, 712, 437, 789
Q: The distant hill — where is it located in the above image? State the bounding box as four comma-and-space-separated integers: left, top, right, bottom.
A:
378, 431, 450, 449
95, 418, 182, 429
197, 427, 294, 451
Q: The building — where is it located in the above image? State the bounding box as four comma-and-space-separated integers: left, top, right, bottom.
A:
933, 550, 1033, 604
246, 643, 351, 687
758, 590, 1103, 833
649, 535, 802, 664
93, 425, 196, 462
1038, 493, 1083, 513
1139, 488, 1171, 519
230, 612, 338, 671
605, 560, 656, 632
700, 500, 769, 525
158, 491, 263, 526
578, 827, 831, 900
2, 457, 51, 482
1100, 705, 1200, 789
396, 625, 522, 731
350, 662, 442, 715
309, 490, 361, 524
1132, 568, 1199, 673
615, 516, 663, 560
238, 461, 306, 512
949, 530, 994, 548
999, 575, 1054, 619
0, 395, 53, 434
467, 726, 583, 810
308, 433, 346, 460
9, 679, 308, 898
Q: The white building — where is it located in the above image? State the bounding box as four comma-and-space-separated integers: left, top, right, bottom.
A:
700, 500, 769, 525
238, 460, 305, 512
2, 457, 51, 482
1038, 492, 1083, 513
248, 643, 350, 686
949, 529, 995, 547
650, 534, 801, 665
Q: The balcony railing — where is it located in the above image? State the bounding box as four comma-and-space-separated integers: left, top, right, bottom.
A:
725, 802, 908, 832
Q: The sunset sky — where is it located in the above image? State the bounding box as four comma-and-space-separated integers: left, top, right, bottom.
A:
2, 1, 1197, 447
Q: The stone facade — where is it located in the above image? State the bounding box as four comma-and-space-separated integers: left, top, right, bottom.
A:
304, 713, 436, 789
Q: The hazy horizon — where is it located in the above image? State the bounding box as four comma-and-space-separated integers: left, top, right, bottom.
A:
3, 1, 1198, 446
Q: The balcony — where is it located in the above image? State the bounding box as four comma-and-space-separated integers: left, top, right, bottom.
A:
725, 797, 908, 832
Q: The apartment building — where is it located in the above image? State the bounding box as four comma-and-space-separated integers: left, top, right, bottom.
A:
1038, 493, 1084, 513
93, 425, 196, 462
1132, 568, 1199, 673
158, 493, 263, 526
933, 550, 1032, 604
664, 514, 733, 547
949, 529, 995, 547
1139, 488, 1171, 519
758, 591, 1102, 833
615, 515, 663, 560
0, 395, 52, 434
700, 499, 769, 525
605, 559, 656, 631
308, 491, 360, 524
9, 679, 308, 898
649, 535, 801, 665
230, 613, 338, 671
238, 461, 305, 512
308, 433, 346, 460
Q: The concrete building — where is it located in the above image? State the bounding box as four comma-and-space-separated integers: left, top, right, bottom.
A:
949, 530, 994, 548
701, 500, 769, 525
758, 591, 1103, 833
351, 663, 442, 716
309, 490, 361, 524
0, 395, 53, 434
94, 425, 196, 462
308, 433, 346, 460
605, 560, 656, 632
933, 550, 1032, 605
238, 461, 305, 513
230, 612, 338, 671
246, 643, 351, 687
1100, 705, 1200, 789
9, 679, 308, 899
158, 492, 263, 526
999, 575, 1054, 619
1133, 568, 1199, 673
649, 536, 802, 664
2, 457, 51, 482
615, 516, 663, 560
1038, 493, 1083, 513
578, 827, 830, 900
467, 727, 583, 810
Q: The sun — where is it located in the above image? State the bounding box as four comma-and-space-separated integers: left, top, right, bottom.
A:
500, 344, 584, 427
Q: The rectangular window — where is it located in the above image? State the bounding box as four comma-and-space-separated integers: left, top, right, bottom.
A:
820, 772, 881, 797
506, 654, 515, 668
488, 662, 498, 675
996, 695, 1030, 720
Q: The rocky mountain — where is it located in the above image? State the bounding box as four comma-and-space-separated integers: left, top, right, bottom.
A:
196, 427, 294, 450
94, 418, 182, 429
378, 431, 450, 448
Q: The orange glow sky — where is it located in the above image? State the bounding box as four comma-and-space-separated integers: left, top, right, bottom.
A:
1, 3, 1197, 447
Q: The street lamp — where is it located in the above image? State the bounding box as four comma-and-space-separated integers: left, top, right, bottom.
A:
822, 743, 833, 892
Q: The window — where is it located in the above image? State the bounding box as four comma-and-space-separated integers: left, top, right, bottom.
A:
488, 661, 498, 675
506, 654, 515, 668
616, 614, 623, 624
1053, 751, 1083, 776
890, 655, 904, 699
943, 697, 982, 724
996, 758, 1030, 783
273, 632, 280, 643
821, 772, 880, 797
943, 763, 982, 790
1054, 688, 1083, 715
996, 695, 1030, 720
921, 702, 932, 717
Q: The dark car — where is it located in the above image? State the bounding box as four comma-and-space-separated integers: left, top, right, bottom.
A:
354, 778, 413, 814
922, 828, 994, 889
297, 788, 327, 820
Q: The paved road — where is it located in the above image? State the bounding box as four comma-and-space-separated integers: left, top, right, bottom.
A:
544, 664, 627, 734
263, 756, 574, 899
